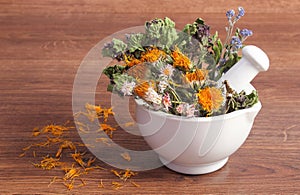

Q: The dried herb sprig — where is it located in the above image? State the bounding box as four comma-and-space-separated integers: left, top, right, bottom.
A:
224, 80, 259, 113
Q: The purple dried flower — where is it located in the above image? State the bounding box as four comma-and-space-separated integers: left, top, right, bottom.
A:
230, 36, 242, 50
236, 7, 245, 20
197, 24, 210, 37
226, 9, 235, 20
194, 23, 211, 44
240, 28, 253, 37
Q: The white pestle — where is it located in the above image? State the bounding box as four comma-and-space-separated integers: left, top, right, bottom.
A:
219, 45, 269, 92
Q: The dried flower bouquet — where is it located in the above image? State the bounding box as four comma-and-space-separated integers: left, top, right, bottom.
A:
102, 7, 258, 117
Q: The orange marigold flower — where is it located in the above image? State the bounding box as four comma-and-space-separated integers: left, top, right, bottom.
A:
197, 87, 224, 113
185, 69, 208, 83
140, 47, 165, 63
124, 55, 143, 68
124, 47, 165, 67
171, 47, 192, 71
133, 81, 155, 99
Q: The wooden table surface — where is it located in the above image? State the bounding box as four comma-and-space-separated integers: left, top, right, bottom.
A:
1, 0, 300, 194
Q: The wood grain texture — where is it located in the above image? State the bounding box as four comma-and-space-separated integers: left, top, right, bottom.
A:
1, 0, 300, 194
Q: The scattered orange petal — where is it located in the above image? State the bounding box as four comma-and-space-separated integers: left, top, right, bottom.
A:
121, 152, 131, 161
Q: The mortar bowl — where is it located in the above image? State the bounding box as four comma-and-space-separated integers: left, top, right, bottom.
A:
135, 84, 260, 174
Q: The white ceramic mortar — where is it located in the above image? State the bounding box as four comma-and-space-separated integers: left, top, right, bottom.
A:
135, 45, 269, 174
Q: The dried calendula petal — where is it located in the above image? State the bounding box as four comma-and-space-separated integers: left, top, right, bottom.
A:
63, 167, 81, 180
64, 180, 75, 191
124, 121, 135, 127
41, 124, 71, 137
33, 127, 40, 132
85, 103, 102, 118
84, 165, 106, 173
48, 176, 57, 187
32, 127, 41, 136
71, 152, 86, 168
111, 169, 121, 178
47, 137, 64, 144
99, 123, 116, 138
33, 150, 36, 158
111, 169, 137, 181
95, 137, 112, 146
86, 157, 96, 167
78, 178, 86, 187
75, 121, 90, 133
130, 181, 140, 187
56, 140, 77, 158
34, 156, 62, 170
19, 152, 26, 157
22, 144, 32, 151
85, 103, 115, 122
98, 179, 105, 188
111, 181, 123, 190
121, 169, 137, 181
102, 107, 114, 122
120, 152, 131, 161
99, 123, 116, 131
32, 131, 41, 137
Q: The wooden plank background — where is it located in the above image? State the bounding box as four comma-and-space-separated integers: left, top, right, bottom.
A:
0, 0, 300, 194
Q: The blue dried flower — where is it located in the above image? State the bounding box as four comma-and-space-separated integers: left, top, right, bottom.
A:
230, 36, 242, 50
238, 7, 245, 16
240, 29, 253, 37
236, 7, 245, 20
226, 9, 235, 20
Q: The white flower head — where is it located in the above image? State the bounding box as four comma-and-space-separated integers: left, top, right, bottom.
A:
160, 64, 175, 78
158, 80, 169, 93
185, 104, 195, 117
121, 81, 136, 96
176, 103, 195, 117
145, 87, 162, 105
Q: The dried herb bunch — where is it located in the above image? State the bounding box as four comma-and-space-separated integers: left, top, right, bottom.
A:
102, 7, 258, 117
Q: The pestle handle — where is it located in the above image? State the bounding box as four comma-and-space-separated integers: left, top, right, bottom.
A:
219, 45, 269, 92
